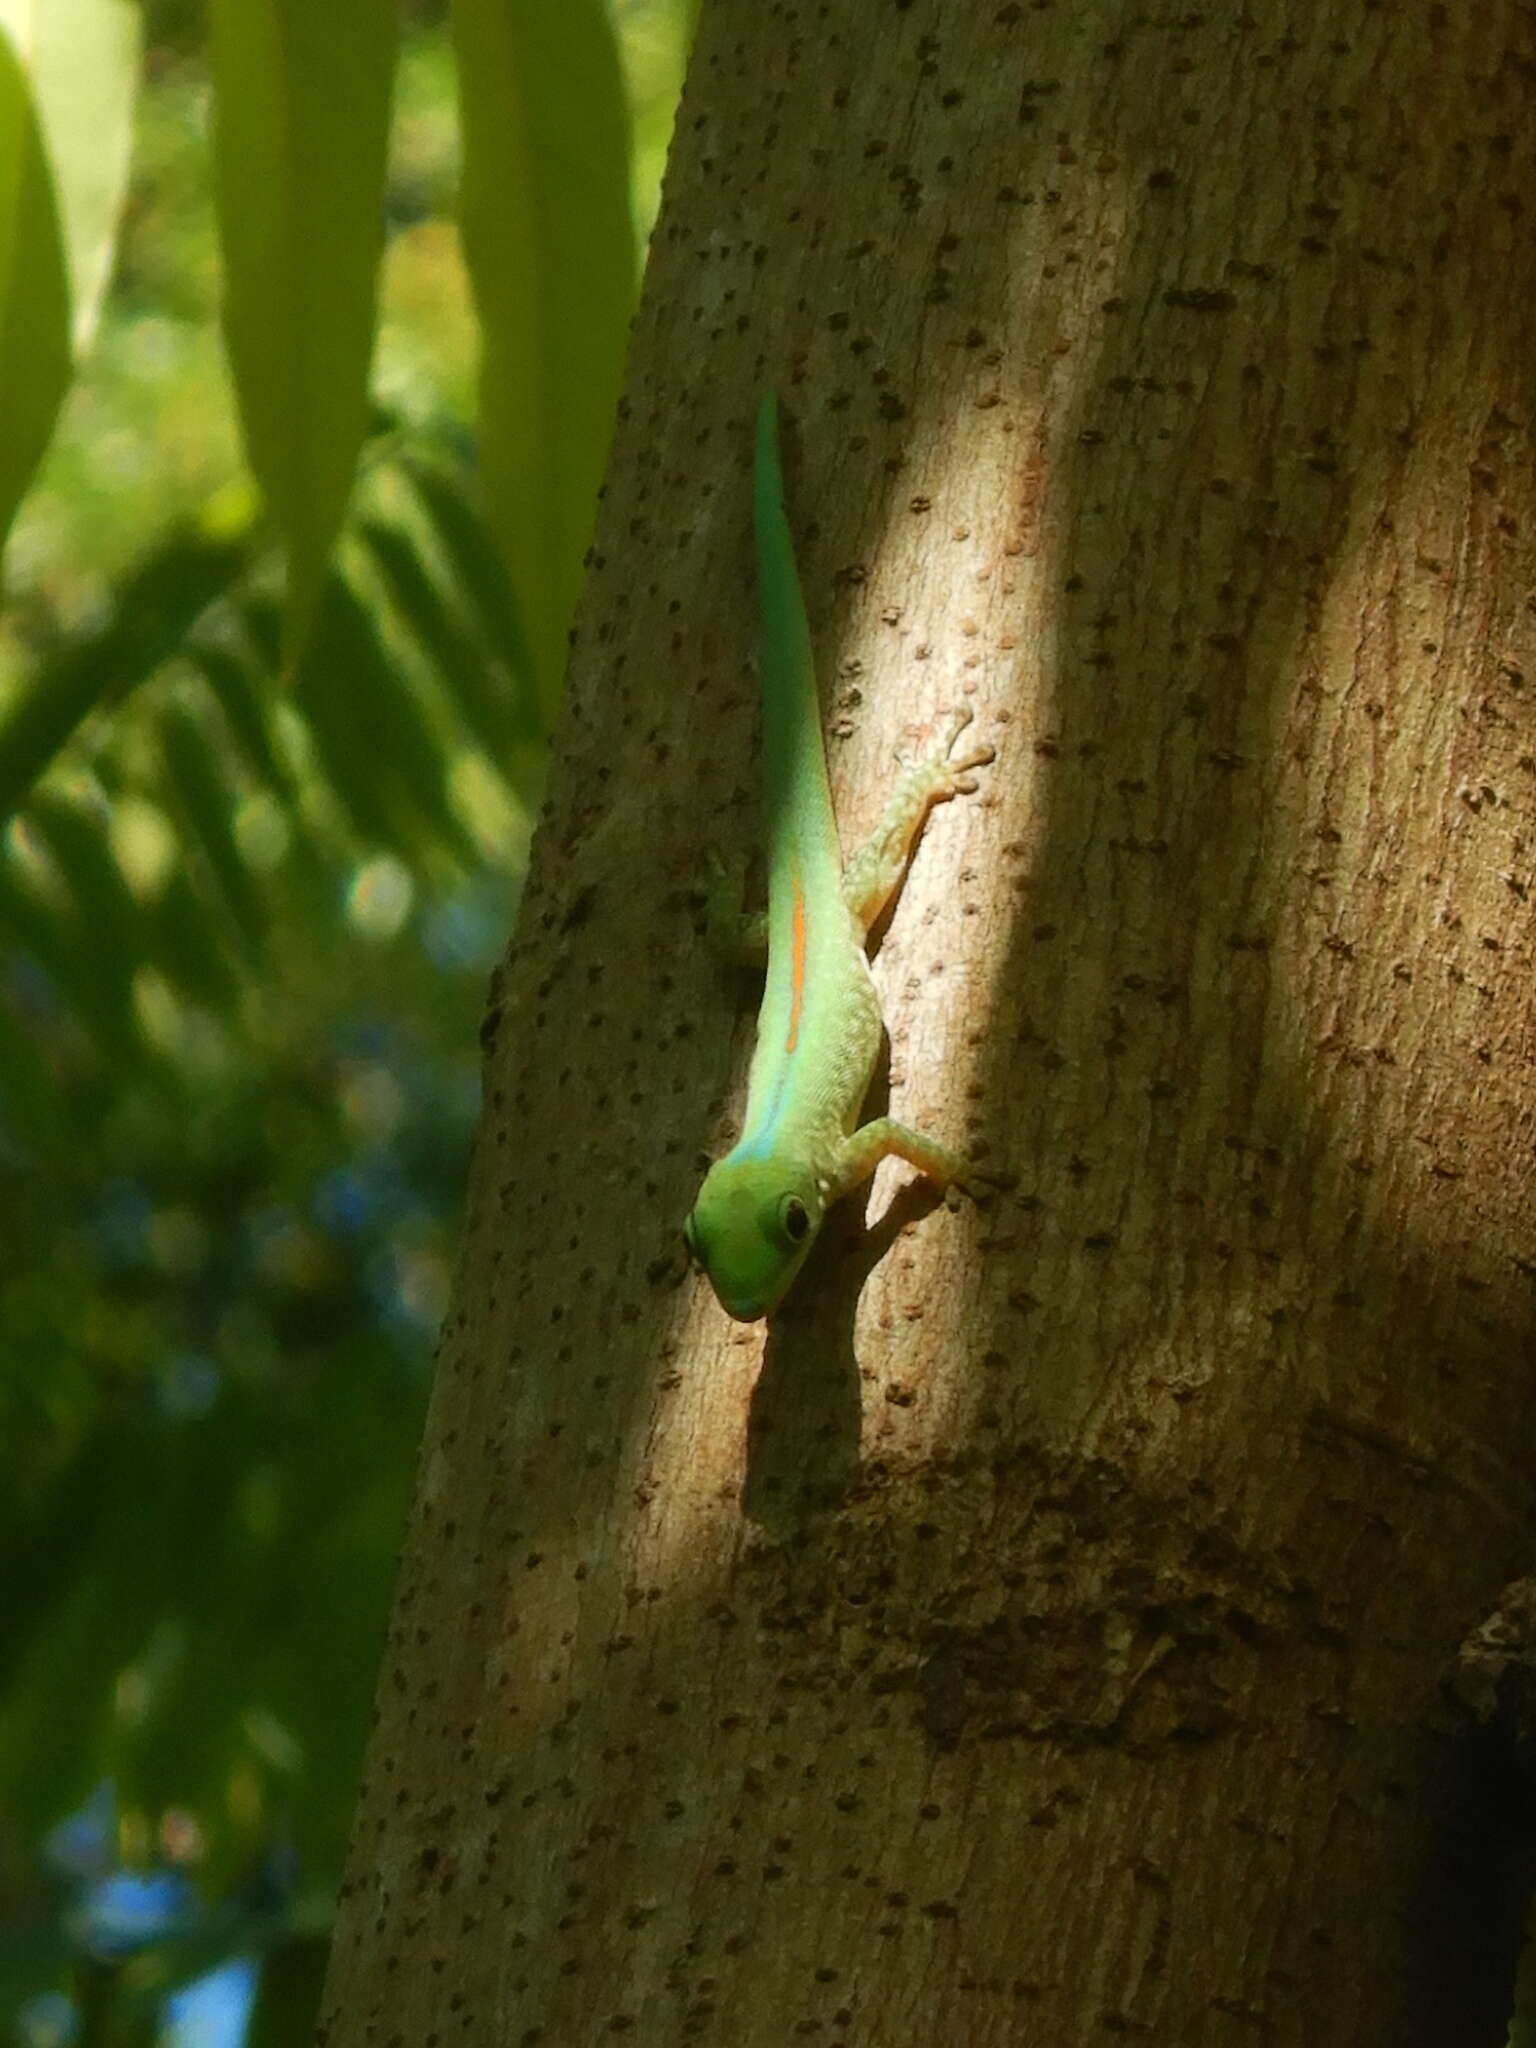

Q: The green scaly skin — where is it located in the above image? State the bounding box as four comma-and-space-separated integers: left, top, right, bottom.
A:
683, 393, 993, 1323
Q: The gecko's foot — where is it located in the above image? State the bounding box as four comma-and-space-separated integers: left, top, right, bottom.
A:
923, 706, 996, 796
701, 850, 768, 963
939, 1173, 993, 1219
960, 1159, 1016, 1197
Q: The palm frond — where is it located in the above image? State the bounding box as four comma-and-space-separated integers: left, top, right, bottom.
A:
0, 424, 538, 1138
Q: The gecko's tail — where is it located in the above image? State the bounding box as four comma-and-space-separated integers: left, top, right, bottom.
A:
752, 392, 836, 851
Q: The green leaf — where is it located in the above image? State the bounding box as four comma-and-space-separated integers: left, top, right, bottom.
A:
354, 469, 539, 767
294, 564, 478, 867
450, 0, 635, 728
0, 21, 70, 572
0, 0, 140, 350
190, 634, 299, 807
189, 632, 334, 890
18, 789, 144, 1057
396, 444, 536, 693
245, 1930, 331, 2048
158, 696, 268, 953
209, 0, 398, 663
0, 420, 534, 1111
0, 522, 256, 828
144, 869, 241, 1012
0, 854, 139, 1069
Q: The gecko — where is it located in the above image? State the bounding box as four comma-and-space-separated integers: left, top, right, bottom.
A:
683, 392, 993, 1322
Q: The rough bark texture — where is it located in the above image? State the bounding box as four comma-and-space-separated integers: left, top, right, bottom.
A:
320, 2, 1536, 2042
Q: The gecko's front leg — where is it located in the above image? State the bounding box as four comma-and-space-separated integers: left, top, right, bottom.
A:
826, 1115, 970, 1206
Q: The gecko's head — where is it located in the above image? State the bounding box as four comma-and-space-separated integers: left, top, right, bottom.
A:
684, 1152, 825, 1323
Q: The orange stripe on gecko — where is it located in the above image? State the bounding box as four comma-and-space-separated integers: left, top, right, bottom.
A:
785, 873, 807, 1054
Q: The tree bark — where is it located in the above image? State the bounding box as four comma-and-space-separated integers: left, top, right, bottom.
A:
319, 1, 1536, 2042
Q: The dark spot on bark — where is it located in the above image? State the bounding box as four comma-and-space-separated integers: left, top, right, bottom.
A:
1163, 286, 1236, 312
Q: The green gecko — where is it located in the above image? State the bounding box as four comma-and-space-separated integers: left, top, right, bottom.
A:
683, 392, 993, 1323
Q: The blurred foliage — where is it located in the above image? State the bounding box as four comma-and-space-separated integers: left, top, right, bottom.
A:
0, 0, 691, 2040
0, 426, 538, 1106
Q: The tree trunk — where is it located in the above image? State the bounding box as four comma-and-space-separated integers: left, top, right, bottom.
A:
318, 1, 1536, 2041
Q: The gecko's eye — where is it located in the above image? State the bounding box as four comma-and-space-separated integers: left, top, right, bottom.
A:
780, 1196, 810, 1243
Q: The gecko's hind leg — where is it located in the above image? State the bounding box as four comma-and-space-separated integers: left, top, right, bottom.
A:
842, 707, 995, 934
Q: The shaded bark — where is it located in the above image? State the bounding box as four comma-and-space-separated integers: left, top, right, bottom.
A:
320, 1, 1536, 2042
